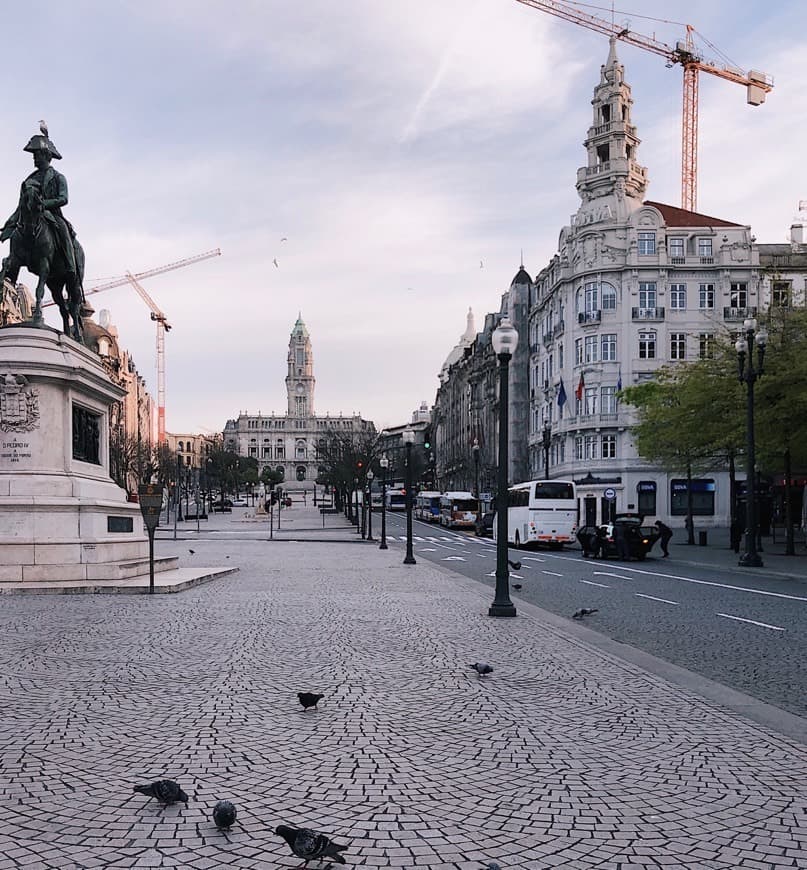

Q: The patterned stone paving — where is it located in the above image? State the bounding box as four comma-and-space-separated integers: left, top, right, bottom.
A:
0, 538, 805, 868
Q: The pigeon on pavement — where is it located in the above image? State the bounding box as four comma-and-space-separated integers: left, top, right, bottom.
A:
484, 863, 503, 870
469, 662, 493, 676
275, 824, 348, 865
188, 549, 195, 555
133, 779, 189, 807
572, 607, 599, 619
213, 800, 237, 830
507, 559, 522, 571
512, 583, 522, 590
298, 692, 324, 711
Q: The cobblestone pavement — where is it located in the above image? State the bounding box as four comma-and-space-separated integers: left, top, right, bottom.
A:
0, 531, 805, 869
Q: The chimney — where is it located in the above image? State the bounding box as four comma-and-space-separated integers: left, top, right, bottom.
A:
791, 222, 806, 245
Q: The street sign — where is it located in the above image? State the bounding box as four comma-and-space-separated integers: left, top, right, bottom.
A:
138, 484, 162, 594
604, 487, 616, 501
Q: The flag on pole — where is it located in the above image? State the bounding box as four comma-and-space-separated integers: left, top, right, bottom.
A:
557, 378, 567, 408
617, 367, 623, 392
575, 372, 585, 401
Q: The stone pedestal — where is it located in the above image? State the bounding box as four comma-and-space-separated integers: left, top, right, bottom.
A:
0, 326, 172, 583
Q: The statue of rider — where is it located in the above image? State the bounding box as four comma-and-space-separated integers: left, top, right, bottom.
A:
0, 122, 79, 277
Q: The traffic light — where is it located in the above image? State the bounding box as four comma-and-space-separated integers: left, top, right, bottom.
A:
423, 428, 431, 451
356, 459, 364, 472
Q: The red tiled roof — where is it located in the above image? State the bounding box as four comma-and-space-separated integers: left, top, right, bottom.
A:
643, 201, 744, 228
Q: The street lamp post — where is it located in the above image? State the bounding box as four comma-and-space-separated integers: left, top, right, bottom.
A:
354, 478, 361, 534
366, 469, 375, 541
542, 421, 551, 480
176, 452, 183, 522
472, 438, 481, 526
379, 456, 389, 550
736, 318, 767, 568
402, 429, 416, 565
490, 317, 518, 617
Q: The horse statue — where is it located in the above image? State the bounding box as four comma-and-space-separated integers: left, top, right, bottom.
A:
0, 179, 85, 343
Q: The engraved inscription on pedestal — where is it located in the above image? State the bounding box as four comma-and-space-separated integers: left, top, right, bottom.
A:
0, 373, 39, 433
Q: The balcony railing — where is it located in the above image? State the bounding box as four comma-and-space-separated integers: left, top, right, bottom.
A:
669, 256, 686, 265
723, 306, 758, 321
585, 161, 610, 176
631, 307, 666, 321
578, 310, 602, 325
700, 256, 714, 264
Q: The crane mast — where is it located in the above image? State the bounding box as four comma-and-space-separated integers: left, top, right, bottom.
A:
514, 0, 773, 212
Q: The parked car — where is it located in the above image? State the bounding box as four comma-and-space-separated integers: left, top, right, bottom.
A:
577, 514, 660, 560
475, 511, 495, 537
231, 498, 248, 507
212, 498, 233, 513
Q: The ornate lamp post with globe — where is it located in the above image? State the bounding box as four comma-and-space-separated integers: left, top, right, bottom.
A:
366, 469, 375, 542
379, 456, 389, 550
489, 317, 518, 618
736, 317, 767, 568
402, 429, 416, 565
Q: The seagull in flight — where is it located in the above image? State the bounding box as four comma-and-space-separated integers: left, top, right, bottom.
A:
480, 260, 484, 269
273, 258, 279, 268
280, 237, 288, 242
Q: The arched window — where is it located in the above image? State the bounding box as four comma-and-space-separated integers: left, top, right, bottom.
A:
178, 441, 184, 452
296, 465, 306, 481
276, 465, 285, 480
601, 282, 617, 310
296, 439, 307, 459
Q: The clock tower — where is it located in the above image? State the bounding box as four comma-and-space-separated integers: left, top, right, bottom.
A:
286, 313, 315, 418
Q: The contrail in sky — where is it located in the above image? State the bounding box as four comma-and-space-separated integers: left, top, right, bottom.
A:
400, 0, 485, 143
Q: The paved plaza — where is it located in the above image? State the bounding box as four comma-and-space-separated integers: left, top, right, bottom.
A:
1, 505, 806, 868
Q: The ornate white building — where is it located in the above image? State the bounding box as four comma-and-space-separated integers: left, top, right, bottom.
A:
529, 38, 761, 529
223, 315, 374, 488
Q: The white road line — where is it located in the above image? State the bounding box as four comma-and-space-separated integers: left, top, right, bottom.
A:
635, 593, 679, 605
442, 556, 466, 562
521, 556, 546, 562
510, 573, 524, 579
419, 548, 438, 552
541, 554, 807, 605
542, 570, 563, 577
580, 579, 610, 588
594, 571, 633, 580
717, 613, 785, 631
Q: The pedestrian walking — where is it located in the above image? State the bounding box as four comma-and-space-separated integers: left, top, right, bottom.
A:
655, 520, 673, 557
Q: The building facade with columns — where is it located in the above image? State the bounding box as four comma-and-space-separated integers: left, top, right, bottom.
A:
223, 315, 375, 488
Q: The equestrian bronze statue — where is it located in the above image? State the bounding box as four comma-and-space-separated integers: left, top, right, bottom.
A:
0, 123, 85, 342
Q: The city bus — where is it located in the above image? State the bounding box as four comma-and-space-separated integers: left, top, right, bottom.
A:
500, 479, 577, 548
439, 491, 478, 529
385, 488, 408, 511
415, 491, 442, 522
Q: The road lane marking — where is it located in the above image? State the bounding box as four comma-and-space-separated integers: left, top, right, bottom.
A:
540, 554, 807, 604
542, 570, 563, 577
580, 579, 610, 587
521, 556, 546, 562
717, 613, 785, 631
594, 572, 633, 580
442, 556, 466, 562
635, 593, 679, 605
419, 548, 438, 552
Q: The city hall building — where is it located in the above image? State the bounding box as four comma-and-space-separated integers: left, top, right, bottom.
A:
223, 315, 374, 489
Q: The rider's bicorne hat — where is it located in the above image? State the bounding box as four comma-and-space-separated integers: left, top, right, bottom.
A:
23, 132, 61, 160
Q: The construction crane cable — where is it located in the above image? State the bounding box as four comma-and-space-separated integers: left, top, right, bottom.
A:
553, 0, 687, 28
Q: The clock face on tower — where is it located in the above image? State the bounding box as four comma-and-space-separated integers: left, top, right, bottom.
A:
296, 384, 304, 393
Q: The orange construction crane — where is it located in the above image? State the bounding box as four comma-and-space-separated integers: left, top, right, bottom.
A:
514, 0, 773, 212
125, 272, 172, 446
43, 247, 221, 444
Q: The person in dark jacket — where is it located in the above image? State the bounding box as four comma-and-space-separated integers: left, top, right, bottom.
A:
655, 520, 673, 557
613, 521, 631, 560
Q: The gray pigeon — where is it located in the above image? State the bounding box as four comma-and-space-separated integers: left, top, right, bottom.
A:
507, 559, 521, 571
469, 662, 493, 676
213, 799, 237, 830
275, 824, 347, 864
133, 779, 189, 807
298, 692, 324, 711
484, 863, 502, 870
572, 607, 599, 619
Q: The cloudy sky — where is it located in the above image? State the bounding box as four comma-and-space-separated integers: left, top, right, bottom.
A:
3, 1, 804, 435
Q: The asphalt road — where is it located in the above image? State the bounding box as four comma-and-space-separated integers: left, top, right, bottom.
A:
383, 512, 807, 720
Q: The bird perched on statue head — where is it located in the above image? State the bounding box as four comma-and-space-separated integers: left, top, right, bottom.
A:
469, 661, 493, 676
133, 779, 189, 807
298, 691, 324, 711
275, 824, 348, 865
39, 120, 48, 138
213, 799, 237, 830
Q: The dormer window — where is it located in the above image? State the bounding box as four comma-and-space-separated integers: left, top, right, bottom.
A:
98, 337, 110, 357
